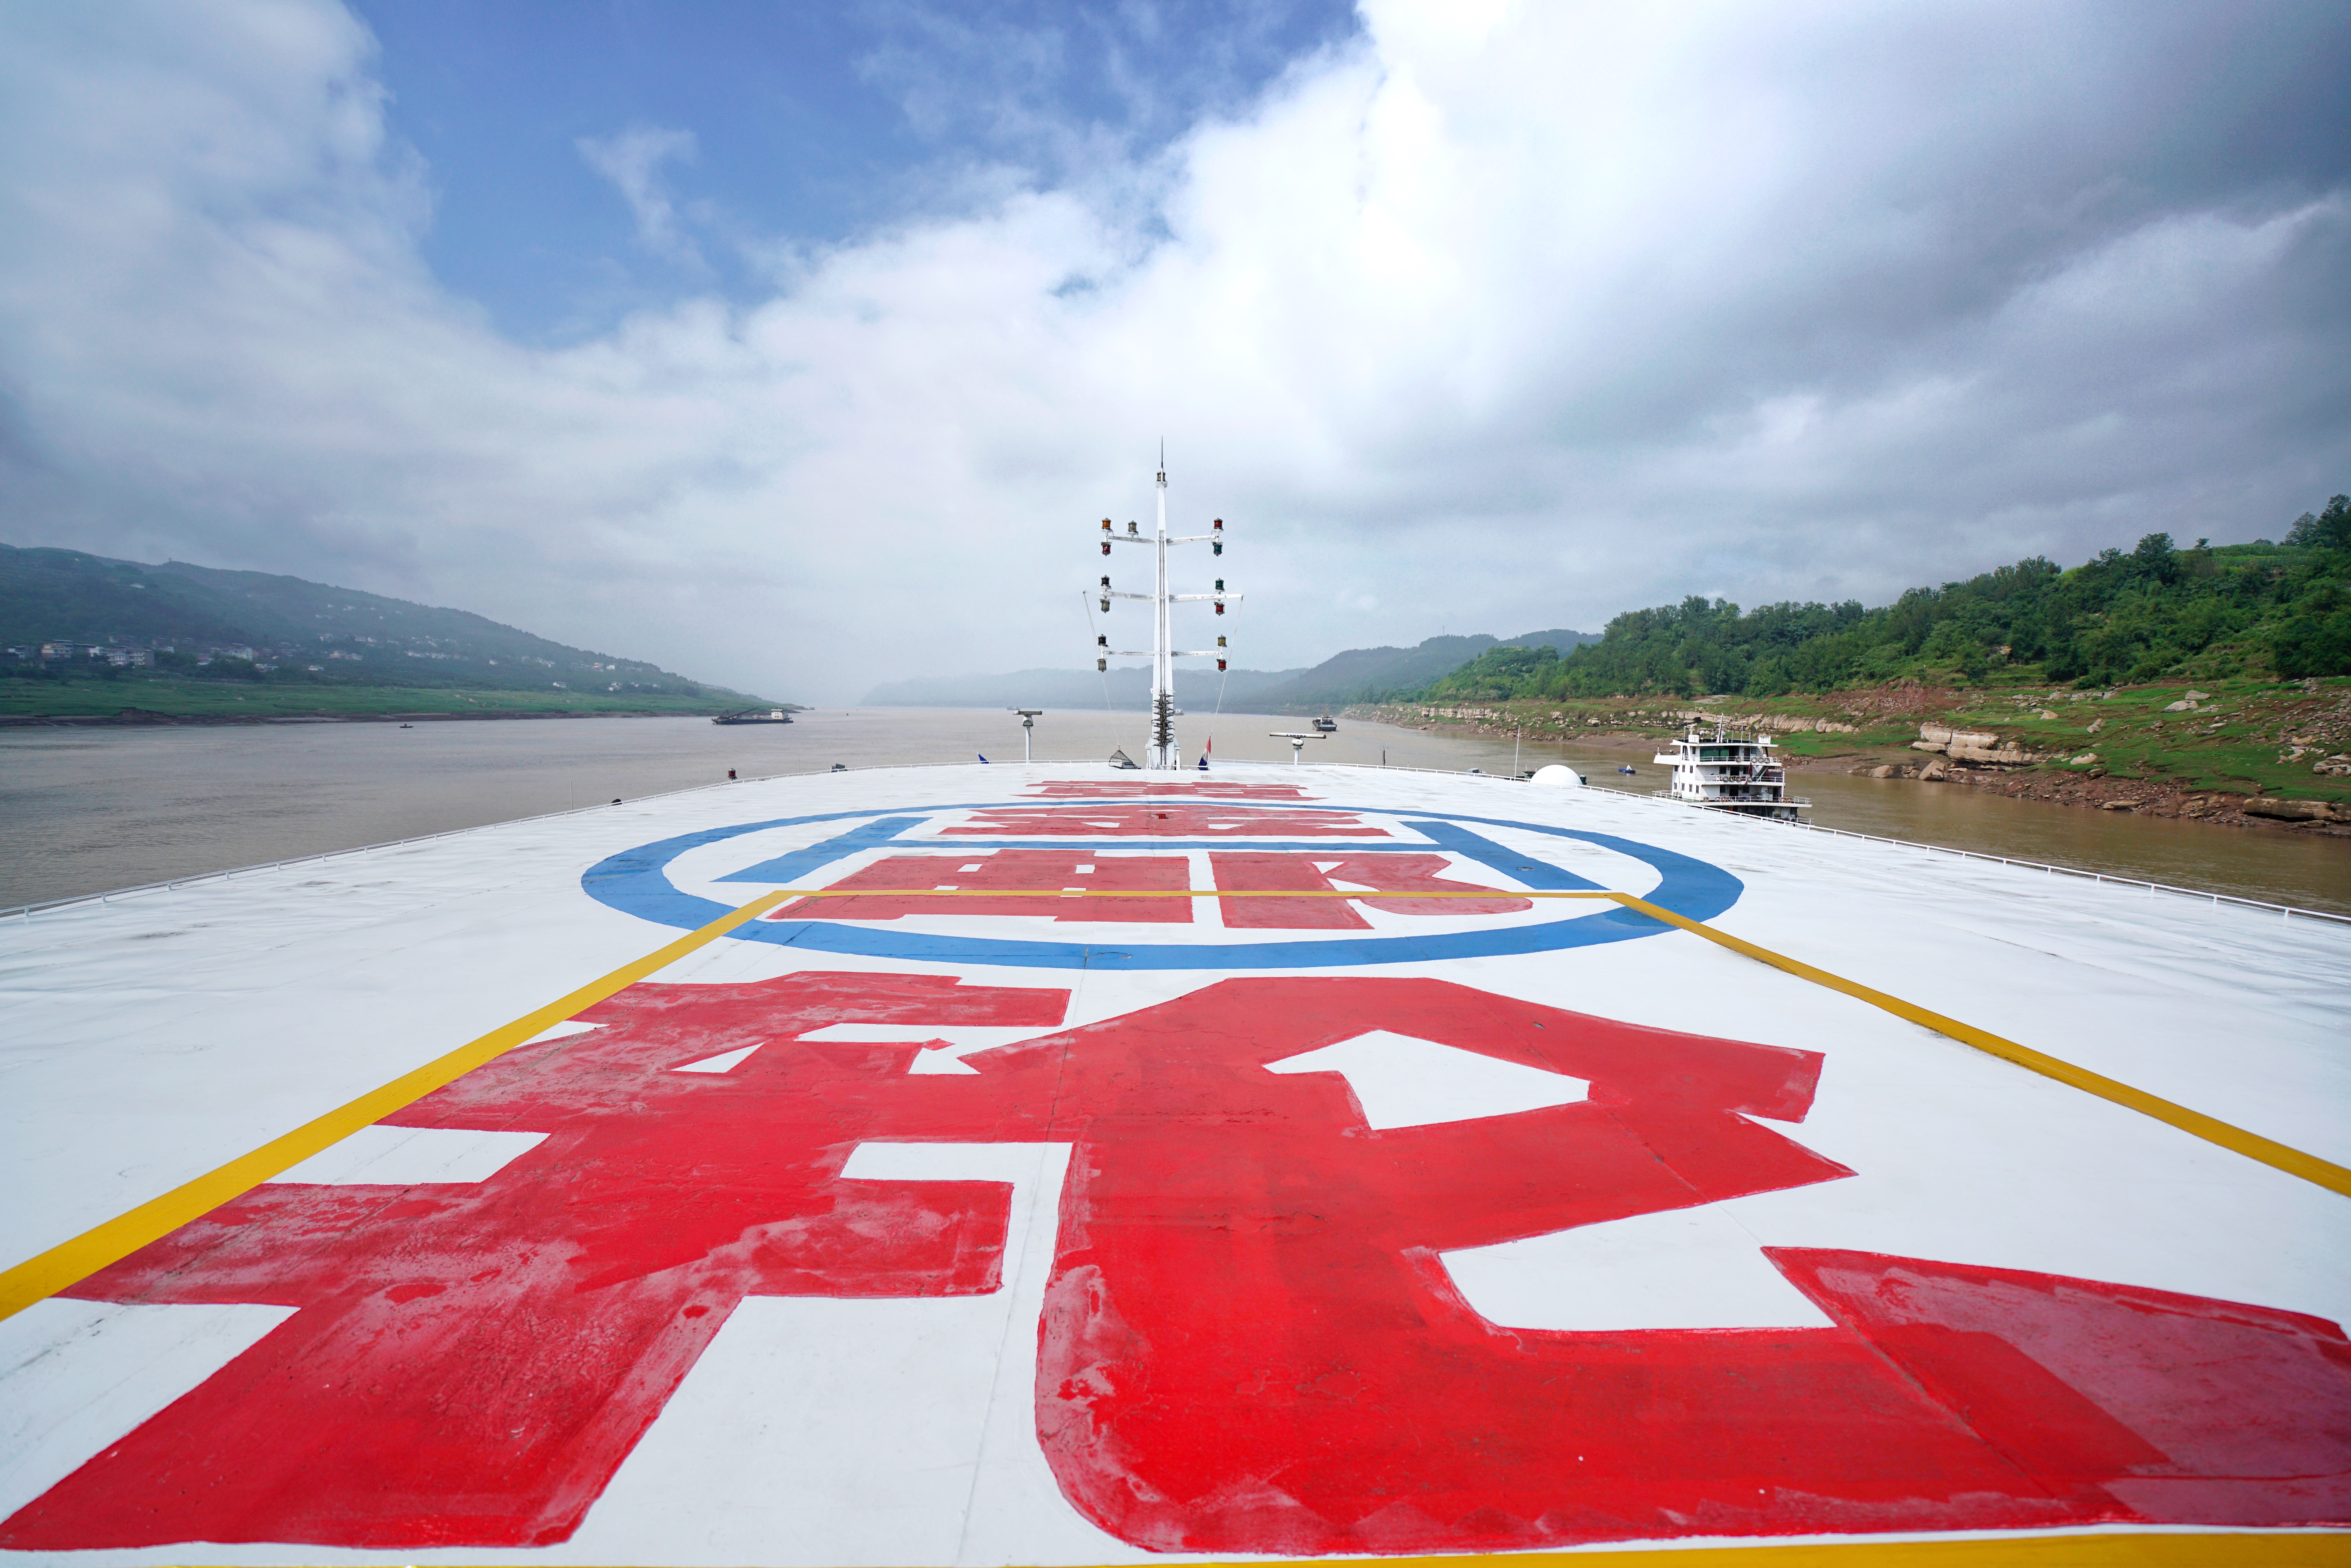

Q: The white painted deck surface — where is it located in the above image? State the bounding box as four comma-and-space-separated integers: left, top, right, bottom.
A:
0, 763, 2344, 1565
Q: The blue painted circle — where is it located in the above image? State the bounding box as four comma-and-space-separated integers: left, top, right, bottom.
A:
581, 799, 1740, 971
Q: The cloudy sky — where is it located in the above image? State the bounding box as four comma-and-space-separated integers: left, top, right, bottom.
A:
2, 1, 2346, 701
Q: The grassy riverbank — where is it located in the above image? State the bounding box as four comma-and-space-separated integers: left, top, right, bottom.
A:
1362, 673, 2351, 818
0, 673, 762, 722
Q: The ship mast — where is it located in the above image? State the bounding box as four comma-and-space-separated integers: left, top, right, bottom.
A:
1151, 451, 1174, 767
1094, 449, 1239, 770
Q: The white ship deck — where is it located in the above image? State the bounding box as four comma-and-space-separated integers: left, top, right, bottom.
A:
2, 763, 2347, 1566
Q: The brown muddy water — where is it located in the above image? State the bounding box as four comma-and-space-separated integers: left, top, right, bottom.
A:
3, 709, 2347, 915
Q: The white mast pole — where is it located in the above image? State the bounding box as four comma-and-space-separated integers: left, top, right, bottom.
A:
1093, 448, 1233, 771
1151, 448, 1177, 768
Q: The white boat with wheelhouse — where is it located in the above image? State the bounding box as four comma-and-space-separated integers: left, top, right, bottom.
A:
1653, 725, 1810, 820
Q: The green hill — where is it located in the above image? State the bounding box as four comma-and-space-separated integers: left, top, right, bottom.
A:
2, 543, 783, 717
1415, 497, 2351, 702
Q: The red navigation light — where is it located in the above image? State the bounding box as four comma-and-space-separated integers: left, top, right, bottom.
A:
1216, 659, 1227, 672
1102, 540, 1111, 555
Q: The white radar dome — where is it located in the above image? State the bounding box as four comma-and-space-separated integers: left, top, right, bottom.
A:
1531, 764, 1584, 787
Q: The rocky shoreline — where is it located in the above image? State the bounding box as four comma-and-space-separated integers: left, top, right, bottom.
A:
1826, 755, 2349, 834
1354, 702, 2351, 838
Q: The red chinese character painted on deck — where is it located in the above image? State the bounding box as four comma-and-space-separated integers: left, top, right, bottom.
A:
772, 849, 1191, 923
12, 976, 2349, 1554
945, 803, 1382, 836
7, 973, 1069, 1551
1025, 780, 1310, 798
1211, 852, 1532, 928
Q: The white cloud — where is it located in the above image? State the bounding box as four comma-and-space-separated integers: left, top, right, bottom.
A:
576, 125, 704, 268
0, 0, 2344, 702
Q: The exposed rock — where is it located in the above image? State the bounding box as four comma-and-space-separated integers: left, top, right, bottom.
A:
2069, 752, 2097, 765
1914, 723, 2000, 755
2244, 797, 2344, 823
1948, 740, 2035, 765
2161, 699, 2195, 713
1918, 758, 1950, 781
2184, 690, 2210, 701
1700, 712, 1858, 736
2101, 799, 2138, 811
1868, 765, 1895, 779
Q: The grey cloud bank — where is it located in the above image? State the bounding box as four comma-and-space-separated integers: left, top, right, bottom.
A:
0, 0, 2344, 704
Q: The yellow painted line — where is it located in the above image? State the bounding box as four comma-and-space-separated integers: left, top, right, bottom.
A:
0, 890, 794, 1324
1605, 891, 2351, 1200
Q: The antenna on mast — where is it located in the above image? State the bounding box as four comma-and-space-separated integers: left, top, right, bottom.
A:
1089, 452, 1242, 769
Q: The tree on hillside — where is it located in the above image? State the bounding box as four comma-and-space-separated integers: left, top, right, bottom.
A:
1403, 495, 2351, 700
2287, 496, 2351, 551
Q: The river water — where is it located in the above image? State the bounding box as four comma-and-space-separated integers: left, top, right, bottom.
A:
5, 709, 2347, 915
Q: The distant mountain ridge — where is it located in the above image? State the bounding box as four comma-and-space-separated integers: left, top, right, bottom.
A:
1, 543, 772, 703
1243, 629, 1599, 709
860, 629, 1599, 711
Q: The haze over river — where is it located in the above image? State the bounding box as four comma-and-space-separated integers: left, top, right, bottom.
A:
5, 709, 2347, 916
